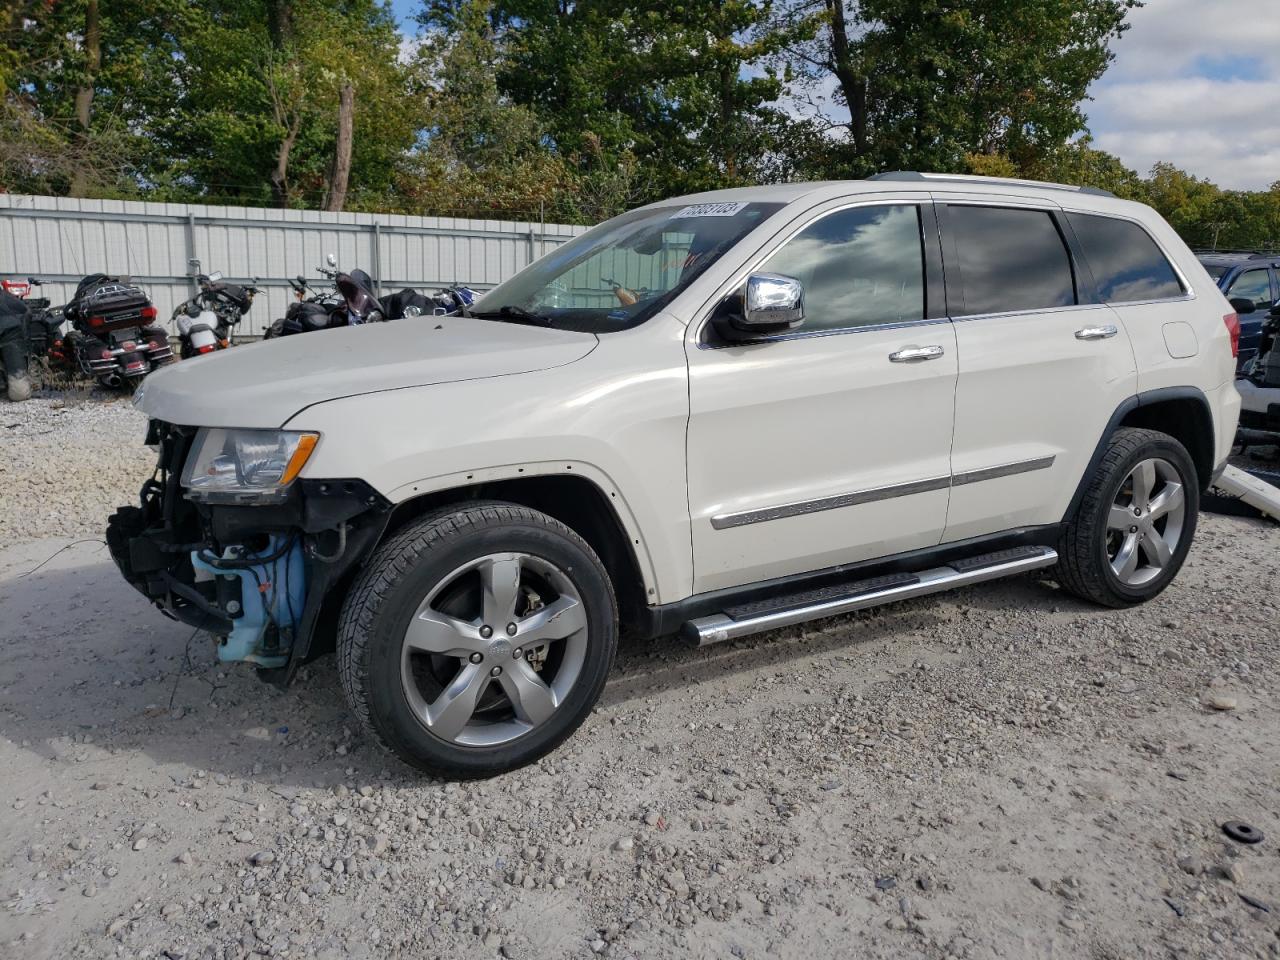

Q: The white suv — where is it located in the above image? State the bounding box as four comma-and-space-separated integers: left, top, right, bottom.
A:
108, 173, 1241, 776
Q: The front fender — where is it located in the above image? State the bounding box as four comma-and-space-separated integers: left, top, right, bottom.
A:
283, 324, 693, 604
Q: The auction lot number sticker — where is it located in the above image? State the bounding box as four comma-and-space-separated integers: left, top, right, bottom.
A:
672, 201, 748, 218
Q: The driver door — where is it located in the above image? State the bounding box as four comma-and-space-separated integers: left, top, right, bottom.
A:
685, 200, 957, 593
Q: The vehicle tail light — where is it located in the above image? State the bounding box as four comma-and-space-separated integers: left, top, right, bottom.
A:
88, 315, 106, 328
121, 340, 137, 351
197, 344, 214, 354
141, 305, 158, 320
1223, 313, 1240, 358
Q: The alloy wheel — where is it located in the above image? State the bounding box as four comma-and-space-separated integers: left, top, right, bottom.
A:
1105, 457, 1187, 588
400, 552, 588, 747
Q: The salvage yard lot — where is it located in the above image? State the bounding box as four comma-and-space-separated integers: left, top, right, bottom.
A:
2, 394, 1279, 960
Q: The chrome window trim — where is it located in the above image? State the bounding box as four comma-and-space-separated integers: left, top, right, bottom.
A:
694, 315, 950, 349
693, 198, 933, 347
949, 302, 1112, 323
710, 456, 1057, 530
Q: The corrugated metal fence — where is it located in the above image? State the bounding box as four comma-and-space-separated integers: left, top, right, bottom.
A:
0, 194, 589, 337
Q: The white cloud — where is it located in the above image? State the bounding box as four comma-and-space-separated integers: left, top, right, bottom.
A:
1086, 0, 1280, 189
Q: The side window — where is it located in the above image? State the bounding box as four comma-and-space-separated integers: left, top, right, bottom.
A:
1227, 269, 1274, 306
947, 206, 1076, 315
1065, 213, 1185, 303
757, 204, 925, 332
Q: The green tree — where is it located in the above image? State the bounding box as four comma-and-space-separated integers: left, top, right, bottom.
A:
161, 0, 420, 209
775, 0, 1137, 176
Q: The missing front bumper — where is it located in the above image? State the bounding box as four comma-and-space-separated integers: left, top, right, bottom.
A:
106, 420, 391, 681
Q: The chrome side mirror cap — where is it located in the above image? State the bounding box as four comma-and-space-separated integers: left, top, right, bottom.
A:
744, 273, 805, 328
713, 273, 805, 341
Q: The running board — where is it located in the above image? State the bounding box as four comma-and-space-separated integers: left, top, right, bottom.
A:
681, 545, 1058, 647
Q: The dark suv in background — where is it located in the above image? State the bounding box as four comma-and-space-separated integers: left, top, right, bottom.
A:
1196, 251, 1279, 370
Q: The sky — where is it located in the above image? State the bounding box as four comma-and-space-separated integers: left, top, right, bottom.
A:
389, 0, 1280, 191
1086, 0, 1280, 190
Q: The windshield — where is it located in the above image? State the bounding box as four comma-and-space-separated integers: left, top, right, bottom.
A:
473, 201, 785, 332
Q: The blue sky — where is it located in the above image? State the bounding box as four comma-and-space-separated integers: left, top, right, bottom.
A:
390, 0, 1279, 190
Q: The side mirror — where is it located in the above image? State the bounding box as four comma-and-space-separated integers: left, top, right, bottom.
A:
1230, 297, 1257, 315
327, 253, 337, 267
713, 273, 805, 341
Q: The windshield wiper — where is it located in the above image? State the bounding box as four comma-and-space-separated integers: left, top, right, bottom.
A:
470, 305, 554, 327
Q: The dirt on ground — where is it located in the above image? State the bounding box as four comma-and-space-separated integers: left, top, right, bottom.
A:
2, 393, 1280, 960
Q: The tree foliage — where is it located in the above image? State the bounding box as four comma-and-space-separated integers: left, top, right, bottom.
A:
0, 0, 1275, 246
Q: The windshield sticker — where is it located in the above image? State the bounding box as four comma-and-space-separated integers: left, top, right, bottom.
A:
671, 201, 749, 219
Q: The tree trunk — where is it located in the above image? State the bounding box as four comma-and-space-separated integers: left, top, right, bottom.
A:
826, 0, 866, 155
266, 0, 294, 48
69, 0, 101, 197
326, 83, 355, 213
270, 116, 301, 208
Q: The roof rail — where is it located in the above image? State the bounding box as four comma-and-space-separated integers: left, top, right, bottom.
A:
868, 171, 1117, 199
1191, 248, 1280, 259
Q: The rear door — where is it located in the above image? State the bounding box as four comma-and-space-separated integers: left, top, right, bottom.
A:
938, 198, 1137, 543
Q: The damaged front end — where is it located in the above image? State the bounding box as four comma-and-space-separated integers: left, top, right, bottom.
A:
106, 420, 390, 683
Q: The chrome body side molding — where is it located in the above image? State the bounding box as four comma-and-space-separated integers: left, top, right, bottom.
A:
710, 456, 1057, 530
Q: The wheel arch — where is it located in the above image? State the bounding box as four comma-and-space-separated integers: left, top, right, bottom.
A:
383, 470, 654, 633
1063, 387, 1215, 523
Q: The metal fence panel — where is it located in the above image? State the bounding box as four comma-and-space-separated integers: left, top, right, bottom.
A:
0, 195, 587, 337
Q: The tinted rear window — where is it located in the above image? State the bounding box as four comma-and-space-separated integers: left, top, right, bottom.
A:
1066, 213, 1184, 302
947, 206, 1076, 315
1200, 263, 1228, 281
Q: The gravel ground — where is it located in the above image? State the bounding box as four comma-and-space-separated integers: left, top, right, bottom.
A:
2, 392, 1280, 960
0, 391, 152, 543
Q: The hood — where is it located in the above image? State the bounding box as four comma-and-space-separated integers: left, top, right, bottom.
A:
134, 317, 598, 428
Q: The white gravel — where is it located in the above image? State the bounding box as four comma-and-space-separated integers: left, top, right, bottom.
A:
0, 391, 152, 544
2, 391, 1280, 960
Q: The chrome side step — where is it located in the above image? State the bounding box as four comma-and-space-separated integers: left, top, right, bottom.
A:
681, 545, 1058, 647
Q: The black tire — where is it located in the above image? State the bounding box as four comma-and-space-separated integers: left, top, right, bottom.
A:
337, 501, 617, 778
1057, 427, 1199, 608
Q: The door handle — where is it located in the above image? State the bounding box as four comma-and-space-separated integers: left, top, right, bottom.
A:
1074, 324, 1119, 341
888, 345, 945, 363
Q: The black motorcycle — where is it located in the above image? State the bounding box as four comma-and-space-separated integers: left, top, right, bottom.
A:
173, 263, 259, 358
57, 274, 174, 388
266, 265, 389, 338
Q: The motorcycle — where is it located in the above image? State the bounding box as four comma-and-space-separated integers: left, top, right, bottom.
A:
173, 261, 260, 358
265, 251, 479, 339
58, 273, 174, 388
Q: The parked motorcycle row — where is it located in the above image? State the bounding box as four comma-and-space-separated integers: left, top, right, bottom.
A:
0, 254, 479, 399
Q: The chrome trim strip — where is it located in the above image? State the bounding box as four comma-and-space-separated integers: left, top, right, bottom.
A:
710, 475, 951, 530
951, 455, 1056, 486
710, 455, 1057, 530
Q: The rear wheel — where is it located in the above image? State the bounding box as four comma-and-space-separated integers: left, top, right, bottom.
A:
1057, 427, 1199, 607
338, 501, 616, 777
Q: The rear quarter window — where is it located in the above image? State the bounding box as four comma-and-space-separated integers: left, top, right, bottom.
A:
1065, 213, 1184, 303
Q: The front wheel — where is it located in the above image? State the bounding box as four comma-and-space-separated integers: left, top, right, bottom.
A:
337, 501, 617, 777
1057, 427, 1199, 607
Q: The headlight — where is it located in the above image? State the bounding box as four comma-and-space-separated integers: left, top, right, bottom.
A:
181, 428, 319, 504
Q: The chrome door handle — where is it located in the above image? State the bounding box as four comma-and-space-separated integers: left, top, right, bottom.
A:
888, 345, 945, 363
1074, 324, 1118, 341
